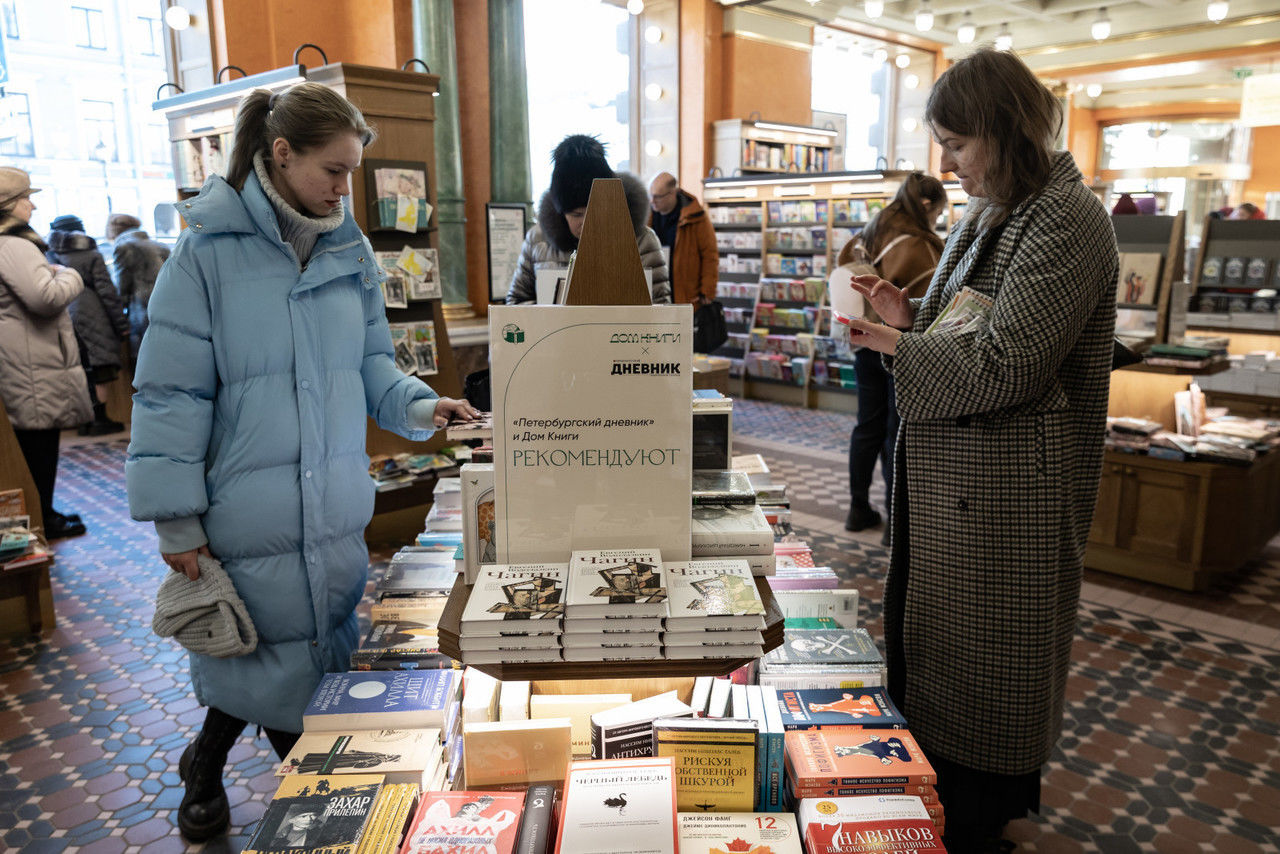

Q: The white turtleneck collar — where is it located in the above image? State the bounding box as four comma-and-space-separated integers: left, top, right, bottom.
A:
252, 151, 345, 267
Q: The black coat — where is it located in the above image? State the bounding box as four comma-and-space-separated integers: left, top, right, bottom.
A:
112, 229, 170, 357
46, 231, 127, 370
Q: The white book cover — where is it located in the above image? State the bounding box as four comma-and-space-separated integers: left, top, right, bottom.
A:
530, 693, 633, 757
690, 505, 773, 556
276, 728, 442, 787
665, 644, 764, 661
499, 680, 530, 721
456, 633, 562, 651
665, 559, 766, 630
460, 462, 496, 584
664, 628, 764, 646
555, 757, 679, 854
431, 476, 462, 509
460, 564, 567, 630
708, 679, 732, 718
690, 676, 714, 717
563, 616, 666, 633
490, 306, 692, 564
561, 632, 663, 649
564, 646, 663, 662
677, 812, 802, 853
463, 647, 563, 665
731, 453, 771, 486
566, 549, 669, 618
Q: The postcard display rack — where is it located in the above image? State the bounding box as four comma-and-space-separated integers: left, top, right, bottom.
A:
436, 178, 784, 680
154, 63, 463, 531
704, 170, 916, 413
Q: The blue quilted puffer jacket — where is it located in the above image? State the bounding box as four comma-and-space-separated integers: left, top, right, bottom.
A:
126, 170, 438, 732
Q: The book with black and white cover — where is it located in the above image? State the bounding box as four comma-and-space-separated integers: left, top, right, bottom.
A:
243, 773, 382, 854
590, 691, 693, 760
514, 783, 556, 854
690, 506, 773, 556
759, 629, 883, 670
562, 616, 665, 633
375, 561, 456, 599
555, 757, 678, 854
566, 549, 668, 618
691, 470, 756, 506
564, 646, 663, 662
689, 676, 714, 718
276, 728, 442, 787
561, 632, 662, 649
665, 559, 766, 631
460, 564, 567, 635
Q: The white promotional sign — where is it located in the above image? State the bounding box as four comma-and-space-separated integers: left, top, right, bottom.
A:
490, 305, 693, 564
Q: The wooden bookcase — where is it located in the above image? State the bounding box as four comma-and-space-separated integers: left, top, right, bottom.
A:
1185, 217, 1280, 332
712, 119, 838, 176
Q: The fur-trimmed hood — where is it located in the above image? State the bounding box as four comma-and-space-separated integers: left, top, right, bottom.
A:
536, 172, 652, 254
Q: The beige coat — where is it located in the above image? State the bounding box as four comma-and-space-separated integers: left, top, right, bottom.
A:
0, 234, 93, 430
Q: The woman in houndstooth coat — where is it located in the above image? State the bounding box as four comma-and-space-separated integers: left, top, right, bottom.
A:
849, 49, 1118, 852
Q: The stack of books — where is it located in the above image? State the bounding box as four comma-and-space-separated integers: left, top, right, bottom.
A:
690, 504, 774, 576
457, 564, 567, 665
562, 549, 669, 663
589, 691, 693, 760
757, 628, 885, 689
798, 794, 946, 853
663, 558, 766, 660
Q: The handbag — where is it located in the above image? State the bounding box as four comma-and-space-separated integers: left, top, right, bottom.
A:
693, 299, 729, 354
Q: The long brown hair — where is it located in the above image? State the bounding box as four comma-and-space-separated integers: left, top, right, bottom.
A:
925, 48, 1061, 229
225, 82, 376, 191
859, 172, 946, 256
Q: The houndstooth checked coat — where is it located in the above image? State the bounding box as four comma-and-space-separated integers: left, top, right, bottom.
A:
884, 151, 1118, 776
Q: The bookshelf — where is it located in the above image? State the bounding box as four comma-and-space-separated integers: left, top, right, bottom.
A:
713, 119, 839, 176
1185, 217, 1280, 332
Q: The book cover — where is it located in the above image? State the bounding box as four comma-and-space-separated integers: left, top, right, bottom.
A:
760, 629, 882, 669
277, 729, 441, 787
375, 562, 455, 597
563, 616, 665, 633
566, 549, 668, 618
243, 773, 382, 854
799, 795, 945, 854
757, 666, 884, 692
707, 679, 732, 719
1245, 257, 1271, 288
785, 729, 937, 787
530, 693, 633, 757
400, 790, 524, 854
653, 716, 758, 813
304, 670, 458, 732
691, 471, 757, 506
690, 505, 774, 556
774, 688, 906, 730
677, 812, 802, 854
369, 600, 446, 626
514, 783, 556, 854
1118, 252, 1163, 306
461, 564, 567, 631
358, 782, 419, 854
760, 686, 786, 812
1200, 255, 1223, 285
350, 620, 451, 670
690, 676, 714, 718
555, 757, 679, 854
665, 559, 766, 630
460, 463, 497, 585
462, 718, 572, 788
1222, 256, 1247, 287
591, 691, 693, 760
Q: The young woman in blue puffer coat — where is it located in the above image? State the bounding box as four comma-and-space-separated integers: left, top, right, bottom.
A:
125, 82, 477, 842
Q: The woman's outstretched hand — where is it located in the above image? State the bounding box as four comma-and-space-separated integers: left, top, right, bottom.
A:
433, 397, 481, 428
850, 274, 915, 330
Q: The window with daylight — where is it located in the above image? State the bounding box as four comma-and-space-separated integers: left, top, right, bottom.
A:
72, 4, 107, 49
1, 0, 18, 39
81, 99, 118, 161
137, 14, 163, 56
0, 93, 35, 157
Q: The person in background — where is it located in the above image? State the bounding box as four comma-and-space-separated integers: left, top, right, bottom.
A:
107, 213, 171, 367
125, 82, 478, 843
648, 171, 718, 308
506, 134, 670, 305
1230, 201, 1264, 220
0, 168, 93, 539
848, 48, 1117, 853
836, 172, 946, 536
1110, 193, 1139, 215
46, 214, 128, 435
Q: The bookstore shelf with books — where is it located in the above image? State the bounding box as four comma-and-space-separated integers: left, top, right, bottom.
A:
1185, 217, 1280, 332
712, 119, 838, 176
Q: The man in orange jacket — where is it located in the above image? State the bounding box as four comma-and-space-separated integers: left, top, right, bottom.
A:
648, 172, 718, 307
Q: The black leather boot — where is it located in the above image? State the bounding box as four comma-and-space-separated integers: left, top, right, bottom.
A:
80, 403, 125, 436
177, 707, 246, 842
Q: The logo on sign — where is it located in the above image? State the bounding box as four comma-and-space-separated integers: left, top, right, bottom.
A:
501, 324, 525, 344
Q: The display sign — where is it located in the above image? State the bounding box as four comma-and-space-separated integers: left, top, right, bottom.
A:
1241, 72, 1280, 128
490, 305, 692, 564
487, 203, 528, 302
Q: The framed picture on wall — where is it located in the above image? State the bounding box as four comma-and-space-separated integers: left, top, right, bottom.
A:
487, 203, 529, 302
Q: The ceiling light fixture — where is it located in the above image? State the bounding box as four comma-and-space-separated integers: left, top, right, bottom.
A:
995, 23, 1013, 51
645, 139, 664, 157
644, 25, 662, 43
1207, 0, 1228, 22
1086, 83, 1103, 98
903, 117, 919, 133
957, 12, 976, 44
626, 0, 644, 15
644, 83, 663, 101
872, 47, 889, 64
865, 0, 884, 20
163, 5, 191, 30
895, 53, 911, 68
1091, 8, 1111, 40
904, 73, 920, 89
915, 1, 934, 32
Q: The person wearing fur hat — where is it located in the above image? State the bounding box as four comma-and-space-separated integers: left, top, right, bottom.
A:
0, 167, 93, 539
46, 214, 129, 435
106, 214, 170, 367
505, 133, 670, 304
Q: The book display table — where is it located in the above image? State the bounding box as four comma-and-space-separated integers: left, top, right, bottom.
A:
1086, 448, 1280, 591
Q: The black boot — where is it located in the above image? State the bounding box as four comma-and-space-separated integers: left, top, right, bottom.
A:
178, 707, 246, 842
844, 504, 882, 532
80, 402, 125, 436
44, 510, 86, 539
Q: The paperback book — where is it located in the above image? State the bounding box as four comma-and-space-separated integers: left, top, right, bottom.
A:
785, 729, 937, 787
349, 621, 452, 671
276, 729, 442, 787
798, 795, 945, 854
652, 716, 759, 812
591, 691, 693, 760
513, 784, 556, 854
690, 505, 773, 556
460, 564, 567, 634
773, 688, 907, 730
530, 693, 633, 757
665, 559, 766, 631
399, 790, 524, 854
563, 616, 665, 633
462, 718, 572, 788
243, 773, 382, 854
561, 632, 662, 648
691, 470, 757, 506
555, 757, 679, 854
676, 812, 802, 854
303, 670, 459, 732
566, 549, 669, 618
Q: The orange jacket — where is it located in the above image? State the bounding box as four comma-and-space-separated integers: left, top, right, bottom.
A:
651, 192, 718, 305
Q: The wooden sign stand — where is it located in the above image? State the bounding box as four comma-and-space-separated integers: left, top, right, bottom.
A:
561, 178, 651, 307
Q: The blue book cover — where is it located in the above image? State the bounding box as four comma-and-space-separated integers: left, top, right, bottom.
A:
774, 687, 906, 730
760, 686, 786, 811
303, 669, 459, 731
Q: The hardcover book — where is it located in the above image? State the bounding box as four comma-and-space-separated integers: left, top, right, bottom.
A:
799, 795, 945, 854
665, 645, 764, 660
460, 564, 567, 633
677, 812, 802, 854
760, 629, 883, 669
690, 505, 774, 556
1245, 257, 1271, 288
350, 621, 452, 671
664, 628, 764, 646
243, 773, 382, 854
462, 718, 572, 788
1222, 256, 1247, 287
375, 560, 455, 598
303, 670, 459, 732
530, 693, 633, 757
561, 632, 662, 648
785, 729, 937, 787
277, 729, 441, 787
563, 616, 666, 633
400, 790, 524, 854
461, 648, 563, 665
665, 559, 766, 630
1117, 251, 1163, 306
774, 688, 907, 730
555, 757, 679, 854
1200, 255, 1224, 285
652, 716, 758, 813
357, 782, 419, 854
461, 462, 497, 584
457, 633, 562, 651
564, 646, 664, 662
566, 549, 669, 618
691, 470, 757, 506
591, 691, 694, 760
368, 600, 446, 626
513, 783, 556, 854
787, 782, 938, 802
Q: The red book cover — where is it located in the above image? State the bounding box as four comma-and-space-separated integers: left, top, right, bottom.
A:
804, 818, 946, 854
785, 730, 936, 787
788, 783, 938, 804
399, 790, 524, 854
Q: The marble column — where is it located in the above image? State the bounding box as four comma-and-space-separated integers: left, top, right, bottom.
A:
412, 0, 473, 319
487, 0, 533, 212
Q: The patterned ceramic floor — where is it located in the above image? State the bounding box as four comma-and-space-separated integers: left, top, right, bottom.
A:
0, 400, 1277, 852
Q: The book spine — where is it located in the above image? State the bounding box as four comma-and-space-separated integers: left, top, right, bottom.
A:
514, 784, 556, 854
691, 494, 758, 506
761, 686, 785, 812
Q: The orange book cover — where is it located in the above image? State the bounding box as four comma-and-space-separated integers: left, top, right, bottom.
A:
785, 729, 936, 787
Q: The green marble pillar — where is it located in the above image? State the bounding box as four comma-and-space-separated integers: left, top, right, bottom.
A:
413, 0, 472, 317
488, 0, 533, 212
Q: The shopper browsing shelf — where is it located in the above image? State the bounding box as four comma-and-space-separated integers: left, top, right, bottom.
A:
846, 48, 1118, 853
835, 173, 945, 535
648, 170, 718, 307
505, 133, 671, 305
124, 82, 478, 843
106, 212, 171, 369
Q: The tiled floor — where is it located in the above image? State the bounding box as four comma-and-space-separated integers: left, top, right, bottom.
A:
1, 399, 1278, 852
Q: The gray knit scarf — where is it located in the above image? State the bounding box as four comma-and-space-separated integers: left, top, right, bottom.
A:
252, 152, 345, 267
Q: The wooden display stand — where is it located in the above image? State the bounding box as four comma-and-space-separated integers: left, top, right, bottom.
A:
434, 179, 784, 680
0, 400, 55, 636
1185, 217, 1280, 332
